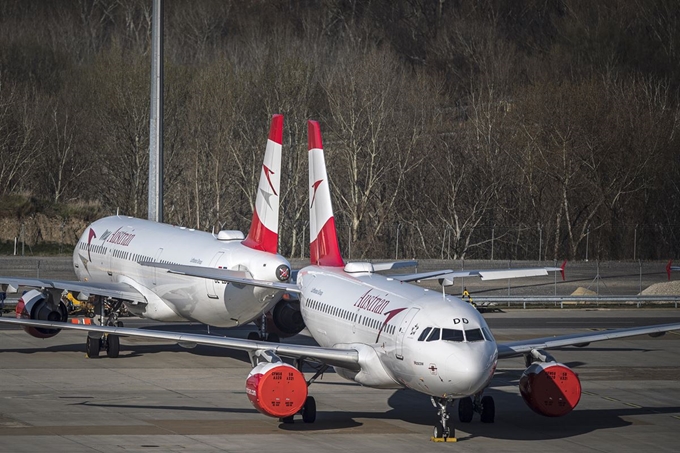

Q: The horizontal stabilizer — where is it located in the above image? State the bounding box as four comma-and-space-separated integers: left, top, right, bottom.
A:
141, 262, 301, 294
372, 260, 418, 272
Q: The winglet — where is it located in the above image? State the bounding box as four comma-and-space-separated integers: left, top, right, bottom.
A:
243, 114, 283, 254
560, 259, 567, 281
308, 120, 344, 267
667, 260, 673, 281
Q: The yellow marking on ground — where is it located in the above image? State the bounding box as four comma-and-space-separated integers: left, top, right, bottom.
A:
582, 391, 597, 396
671, 415, 680, 421
602, 396, 620, 402
624, 402, 642, 408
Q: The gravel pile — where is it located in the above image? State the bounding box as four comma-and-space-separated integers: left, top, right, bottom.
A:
640, 280, 680, 296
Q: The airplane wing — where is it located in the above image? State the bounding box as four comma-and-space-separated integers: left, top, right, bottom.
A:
392, 266, 563, 283
0, 317, 359, 370
0, 277, 146, 303
497, 322, 680, 359
140, 262, 301, 294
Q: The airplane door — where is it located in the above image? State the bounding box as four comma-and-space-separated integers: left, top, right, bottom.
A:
206, 251, 225, 299
396, 308, 420, 360
152, 248, 164, 285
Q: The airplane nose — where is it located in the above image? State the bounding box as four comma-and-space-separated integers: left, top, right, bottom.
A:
447, 346, 496, 395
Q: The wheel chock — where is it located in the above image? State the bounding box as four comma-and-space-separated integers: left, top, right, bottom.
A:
430, 437, 457, 442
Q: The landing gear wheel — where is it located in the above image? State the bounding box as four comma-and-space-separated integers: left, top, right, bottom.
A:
433, 422, 451, 439
106, 335, 120, 358
302, 396, 316, 423
86, 336, 100, 358
458, 396, 474, 423
267, 333, 280, 343
247, 332, 260, 341
116, 321, 124, 327
279, 416, 295, 424
480, 395, 495, 423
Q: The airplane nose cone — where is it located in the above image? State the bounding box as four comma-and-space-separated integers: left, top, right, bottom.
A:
447, 345, 496, 395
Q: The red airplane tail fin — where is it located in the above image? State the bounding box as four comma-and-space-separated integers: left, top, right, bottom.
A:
307, 120, 344, 267
243, 114, 283, 254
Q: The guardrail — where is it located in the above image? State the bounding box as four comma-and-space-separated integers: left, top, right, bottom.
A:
472, 296, 680, 309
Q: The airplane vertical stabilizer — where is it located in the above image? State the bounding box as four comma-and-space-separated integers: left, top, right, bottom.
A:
308, 120, 344, 267
243, 114, 283, 254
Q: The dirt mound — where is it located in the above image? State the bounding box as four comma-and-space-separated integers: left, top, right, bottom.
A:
640, 281, 680, 296
571, 287, 597, 296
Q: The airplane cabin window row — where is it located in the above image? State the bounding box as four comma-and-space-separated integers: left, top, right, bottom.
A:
304, 298, 396, 336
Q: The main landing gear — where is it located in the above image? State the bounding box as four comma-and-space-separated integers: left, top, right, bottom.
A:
85, 332, 120, 358
458, 394, 495, 424
85, 297, 124, 359
247, 313, 280, 343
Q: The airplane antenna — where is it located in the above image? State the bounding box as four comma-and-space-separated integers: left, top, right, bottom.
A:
116, 207, 119, 217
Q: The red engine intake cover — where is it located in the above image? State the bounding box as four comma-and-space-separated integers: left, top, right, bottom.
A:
245, 362, 308, 418
519, 362, 581, 417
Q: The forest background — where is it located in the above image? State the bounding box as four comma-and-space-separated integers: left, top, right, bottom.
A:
1, 0, 679, 261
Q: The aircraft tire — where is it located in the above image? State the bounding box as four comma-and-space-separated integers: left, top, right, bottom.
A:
433, 422, 450, 439
480, 396, 495, 423
86, 336, 100, 358
302, 396, 316, 423
458, 397, 474, 423
247, 332, 260, 341
267, 333, 280, 343
106, 335, 120, 358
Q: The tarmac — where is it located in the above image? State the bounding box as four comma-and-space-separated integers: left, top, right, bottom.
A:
1, 310, 680, 452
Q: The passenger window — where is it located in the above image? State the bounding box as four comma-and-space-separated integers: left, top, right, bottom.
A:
417, 327, 432, 341
426, 328, 441, 342
441, 329, 464, 342
465, 328, 484, 342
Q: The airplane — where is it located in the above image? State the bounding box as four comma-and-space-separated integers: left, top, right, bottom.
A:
0, 114, 297, 357
2, 119, 680, 442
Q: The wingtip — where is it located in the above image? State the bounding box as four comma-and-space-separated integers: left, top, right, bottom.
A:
308, 120, 323, 150
269, 114, 283, 145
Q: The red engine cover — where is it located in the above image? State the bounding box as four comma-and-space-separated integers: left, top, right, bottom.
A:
519, 362, 581, 417
245, 362, 308, 418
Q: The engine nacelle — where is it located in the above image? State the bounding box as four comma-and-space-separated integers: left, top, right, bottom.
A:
256, 294, 305, 338
245, 362, 307, 418
519, 362, 581, 417
15, 289, 68, 339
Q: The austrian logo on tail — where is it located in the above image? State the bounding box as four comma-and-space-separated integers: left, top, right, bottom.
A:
310, 179, 323, 208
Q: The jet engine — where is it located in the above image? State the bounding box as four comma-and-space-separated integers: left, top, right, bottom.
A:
519, 362, 582, 417
15, 289, 68, 339
256, 293, 305, 339
245, 362, 308, 418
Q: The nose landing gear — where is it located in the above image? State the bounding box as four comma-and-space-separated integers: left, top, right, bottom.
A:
431, 397, 457, 442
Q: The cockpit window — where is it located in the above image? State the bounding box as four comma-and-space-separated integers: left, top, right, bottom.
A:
426, 328, 441, 342
417, 327, 432, 342
441, 328, 464, 342
481, 327, 495, 342
465, 328, 485, 342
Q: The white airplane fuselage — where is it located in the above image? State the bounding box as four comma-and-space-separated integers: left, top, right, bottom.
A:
73, 216, 290, 327
298, 265, 498, 399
